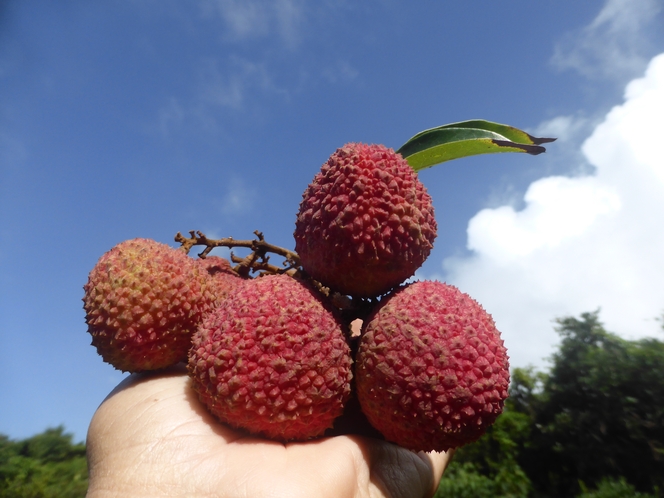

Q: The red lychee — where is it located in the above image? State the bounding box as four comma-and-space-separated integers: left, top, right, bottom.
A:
83, 238, 217, 372
194, 255, 242, 302
188, 274, 353, 441
355, 280, 510, 452
294, 143, 437, 298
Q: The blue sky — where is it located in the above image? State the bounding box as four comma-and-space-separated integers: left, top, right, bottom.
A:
2, 0, 664, 443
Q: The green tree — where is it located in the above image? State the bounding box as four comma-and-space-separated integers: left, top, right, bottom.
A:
523, 311, 664, 497
577, 477, 657, 498
0, 426, 88, 498
435, 411, 533, 498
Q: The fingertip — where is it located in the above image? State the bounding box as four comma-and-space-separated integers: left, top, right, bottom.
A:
417, 448, 455, 497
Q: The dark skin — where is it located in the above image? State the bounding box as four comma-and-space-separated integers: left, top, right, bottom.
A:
86, 364, 452, 498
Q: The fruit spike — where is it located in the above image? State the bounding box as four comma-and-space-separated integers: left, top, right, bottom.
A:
188, 274, 353, 441
80, 116, 554, 447
294, 143, 437, 298
82, 238, 217, 372
355, 280, 510, 452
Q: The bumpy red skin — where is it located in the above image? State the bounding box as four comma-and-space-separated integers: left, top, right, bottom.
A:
294, 143, 437, 298
188, 274, 353, 441
355, 281, 510, 452
83, 238, 217, 372
194, 256, 242, 301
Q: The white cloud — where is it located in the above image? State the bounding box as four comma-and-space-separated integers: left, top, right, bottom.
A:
533, 115, 590, 144
272, 0, 304, 48
220, 176, 257, 215
198, 57, 274, 111
322, 60, 359, 84
551, 0, 662, 80
198, 57, 251, 110
156, 97, 185, 137
201, 0, 304, 47
444, 53, 664, 369
151, 56, 279, 136
467, 176, 621, 264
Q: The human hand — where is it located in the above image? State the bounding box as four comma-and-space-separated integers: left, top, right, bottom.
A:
86, 364, 452, 498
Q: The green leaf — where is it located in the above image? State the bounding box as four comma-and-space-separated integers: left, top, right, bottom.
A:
397, 120, 556, 172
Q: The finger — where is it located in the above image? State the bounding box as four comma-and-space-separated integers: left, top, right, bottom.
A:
364, 440, 453, 498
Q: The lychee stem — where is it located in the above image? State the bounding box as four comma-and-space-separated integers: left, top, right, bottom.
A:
175, 230, 301, 277
175, 230, 381, 325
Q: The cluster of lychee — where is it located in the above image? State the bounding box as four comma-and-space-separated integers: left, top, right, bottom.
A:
83, 142, 510, 452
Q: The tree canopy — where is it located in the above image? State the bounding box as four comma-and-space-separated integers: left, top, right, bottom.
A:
0, 426, 88, 497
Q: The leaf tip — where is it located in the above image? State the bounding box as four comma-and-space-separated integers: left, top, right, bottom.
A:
527, 134, 557, 146
492, 140, 548, 155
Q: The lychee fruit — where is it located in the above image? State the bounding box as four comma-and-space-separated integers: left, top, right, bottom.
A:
294, 143, 437, 298
355, 280, 510, 452
83, 238, 217, 372
194, 255, 242, 301
188, 274, 353, 441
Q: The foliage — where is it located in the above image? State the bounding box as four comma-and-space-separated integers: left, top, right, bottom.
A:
434, 410, 533, 497
397, 119, 554, 171
0, 426, 88, 498
434, 461, 500, 498
524, 311, 664, 496
577, 477, 657, 498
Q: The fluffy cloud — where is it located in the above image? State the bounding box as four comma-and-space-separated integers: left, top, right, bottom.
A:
551, 0, 662, 80
444, 53, 664, 369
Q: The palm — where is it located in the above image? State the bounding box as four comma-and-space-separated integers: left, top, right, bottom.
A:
86, 365, 451, 498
